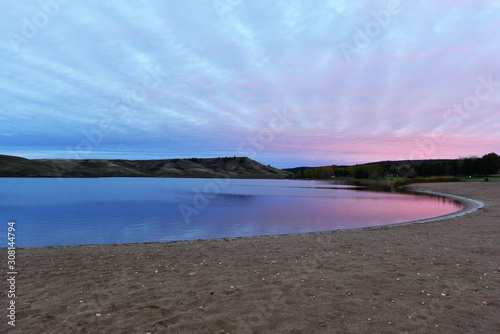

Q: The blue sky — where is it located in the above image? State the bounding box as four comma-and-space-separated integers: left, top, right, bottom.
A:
1, 0, 500, 168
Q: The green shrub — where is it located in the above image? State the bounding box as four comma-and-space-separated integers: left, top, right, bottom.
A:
391, 176, 462, 187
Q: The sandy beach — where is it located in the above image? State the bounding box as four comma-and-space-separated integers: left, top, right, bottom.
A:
2, 182, 499, 333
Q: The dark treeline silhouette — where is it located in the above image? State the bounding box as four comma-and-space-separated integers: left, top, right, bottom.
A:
292, 152, 500, 179
188, 156, 242, 163
415, 153, 500, 177
293, 163, 399, 180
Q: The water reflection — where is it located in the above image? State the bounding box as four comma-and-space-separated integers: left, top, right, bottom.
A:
0, 178, 464, 247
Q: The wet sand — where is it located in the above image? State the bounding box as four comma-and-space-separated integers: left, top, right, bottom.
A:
1, 182, 499, 333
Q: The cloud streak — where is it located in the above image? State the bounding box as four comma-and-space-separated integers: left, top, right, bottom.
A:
1, 0, 499, 167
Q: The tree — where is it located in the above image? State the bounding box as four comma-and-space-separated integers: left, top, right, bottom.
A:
354, 167, 369, 179
481, 153, 500, 175
388, 165, 399, 176
464, 158, 475, 175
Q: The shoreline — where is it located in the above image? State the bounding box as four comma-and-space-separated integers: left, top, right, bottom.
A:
1, 182, 498, 333
10, 181, 480, 250
396, 186, 485, 224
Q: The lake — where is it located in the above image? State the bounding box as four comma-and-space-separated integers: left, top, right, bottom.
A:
0, 178, 463, 247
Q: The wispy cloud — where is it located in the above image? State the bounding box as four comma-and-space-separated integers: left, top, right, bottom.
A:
1, 0, 499, 167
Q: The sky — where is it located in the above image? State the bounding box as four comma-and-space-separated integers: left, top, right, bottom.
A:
1, 0, 500, 168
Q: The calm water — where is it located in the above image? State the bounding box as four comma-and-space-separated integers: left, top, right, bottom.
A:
0, 178, 463, 247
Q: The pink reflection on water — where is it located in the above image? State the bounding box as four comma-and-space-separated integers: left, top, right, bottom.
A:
229, 191, 465, 235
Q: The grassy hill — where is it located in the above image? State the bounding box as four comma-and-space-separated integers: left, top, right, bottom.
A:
0, 155, 290, 179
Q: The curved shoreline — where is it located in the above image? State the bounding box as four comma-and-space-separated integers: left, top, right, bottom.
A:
321, 184, 485, 235
12, 183, 487, 249
5, 182, 499, 333
395, 185, 485, 225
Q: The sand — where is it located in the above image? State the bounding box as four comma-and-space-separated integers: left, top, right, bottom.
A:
1, 182, 499, 333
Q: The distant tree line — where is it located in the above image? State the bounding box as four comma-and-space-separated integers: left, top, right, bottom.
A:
293, 152, 500, 179
293, 163, 399, 180
415, 153, 500, 177
216, 156, 245, 163
186, 156, 244, 163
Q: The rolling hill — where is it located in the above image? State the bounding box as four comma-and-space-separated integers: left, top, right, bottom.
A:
0, 155, 290, 179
